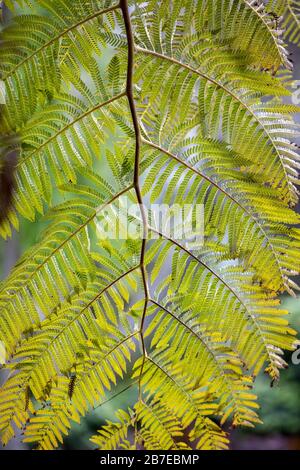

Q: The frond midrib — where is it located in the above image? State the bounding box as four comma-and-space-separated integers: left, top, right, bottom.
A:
136, 46, 293, 202
0, 185, 133, 305
243, 0, 284, 61
150, 299, 251, 422
16, 91, 126, 170
142, 138, 285, 289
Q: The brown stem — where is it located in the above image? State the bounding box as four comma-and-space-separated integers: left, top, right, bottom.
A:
120, 0, 149, 448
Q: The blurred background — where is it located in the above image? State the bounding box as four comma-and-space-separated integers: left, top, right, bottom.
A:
0, 5, 300, 451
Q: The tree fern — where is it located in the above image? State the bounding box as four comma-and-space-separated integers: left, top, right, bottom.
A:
0, 0, 300, 450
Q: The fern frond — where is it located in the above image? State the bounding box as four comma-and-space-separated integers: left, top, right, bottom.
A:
0, 0, 299, 450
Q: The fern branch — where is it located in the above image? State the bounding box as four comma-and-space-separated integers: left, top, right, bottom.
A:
2, 3, 120, 80
243, 0, 283, 61
287, 1, 300, 28
41, 266, 139, 349
0, 184, 134, 334
149, 299, 255, 425
17, 91, 126, 170
148, 230, 275, 370
142, 138, 285, 288
136, 46, 293, 202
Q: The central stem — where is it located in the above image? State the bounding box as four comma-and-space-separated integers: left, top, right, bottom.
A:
119, 0, 150, 437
